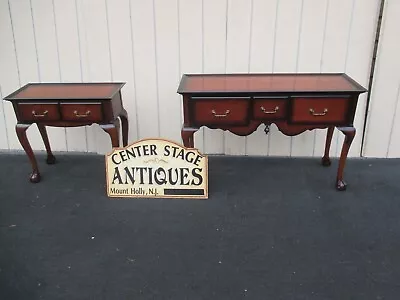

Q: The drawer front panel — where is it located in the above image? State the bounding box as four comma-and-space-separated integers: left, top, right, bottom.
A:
291, 97, 349, 123
253, 98, 287, 119
17, 103, 60, 121
193, 98, 249, 125
60, 103, 103, 122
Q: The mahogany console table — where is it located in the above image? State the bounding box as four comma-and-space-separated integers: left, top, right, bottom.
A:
177, 73, 367, 191
4, 82, 128, 183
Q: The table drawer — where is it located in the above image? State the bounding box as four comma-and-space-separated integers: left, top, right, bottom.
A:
291, 97, 349, 123
60, 103, 103, 122
17, 103, 60, 122
193, 98, 250, 125
253, 98, 287, 119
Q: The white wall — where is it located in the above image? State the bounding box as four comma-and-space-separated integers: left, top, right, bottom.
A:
0, 0, 382, 157
363, 0, 400, 158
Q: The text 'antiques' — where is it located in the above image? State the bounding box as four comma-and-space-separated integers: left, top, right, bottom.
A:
105, 139, 208, 199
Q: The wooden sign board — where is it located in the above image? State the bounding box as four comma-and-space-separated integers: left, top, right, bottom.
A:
105, 139, 208, 199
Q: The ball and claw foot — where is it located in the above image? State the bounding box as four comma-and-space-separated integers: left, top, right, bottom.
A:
321, 156, 331, 167
336, 179, 347, 191
46, 155, 56, 165
30, 172, 41, 183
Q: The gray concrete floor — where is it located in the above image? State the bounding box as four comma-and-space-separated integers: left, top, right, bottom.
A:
1, 153, 400, 299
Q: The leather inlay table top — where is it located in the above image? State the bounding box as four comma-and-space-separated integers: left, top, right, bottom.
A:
178, 73, 366, 94
6, 82, 125, 100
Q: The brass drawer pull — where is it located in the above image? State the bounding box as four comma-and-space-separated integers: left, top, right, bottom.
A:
309, 108, 328, 116
261, 106, 279, 114
74, 110, 91, 118
211, 109, 230, 118
32, 110, 48, 117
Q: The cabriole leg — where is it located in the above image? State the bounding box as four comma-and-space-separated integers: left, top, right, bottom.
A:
322, 126, 334, 166
120, 109, 129, 147
16, 123, 41, 183
37, 124, 56, 164
101, 120, 120, 148
181, 127, 197, 148
336, 127, 356, 191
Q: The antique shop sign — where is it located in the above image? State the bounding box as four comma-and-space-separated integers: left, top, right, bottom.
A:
105, 139, 208, 199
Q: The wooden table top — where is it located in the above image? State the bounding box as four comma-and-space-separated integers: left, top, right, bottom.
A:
4, 82, 125, 101
177, 73, 367, 95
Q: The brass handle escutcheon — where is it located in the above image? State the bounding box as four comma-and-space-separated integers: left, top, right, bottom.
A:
261, 106, 279, 114
32, 110, 48, 117
211, 109, 230, 118
74, 110, 91, 117
309, 108, 328, 116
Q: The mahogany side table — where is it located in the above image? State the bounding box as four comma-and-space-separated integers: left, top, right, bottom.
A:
177, 73, 367, 191
3, 82, 129, 183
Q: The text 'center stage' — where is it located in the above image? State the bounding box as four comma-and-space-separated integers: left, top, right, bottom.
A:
105, 139, 208, 199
